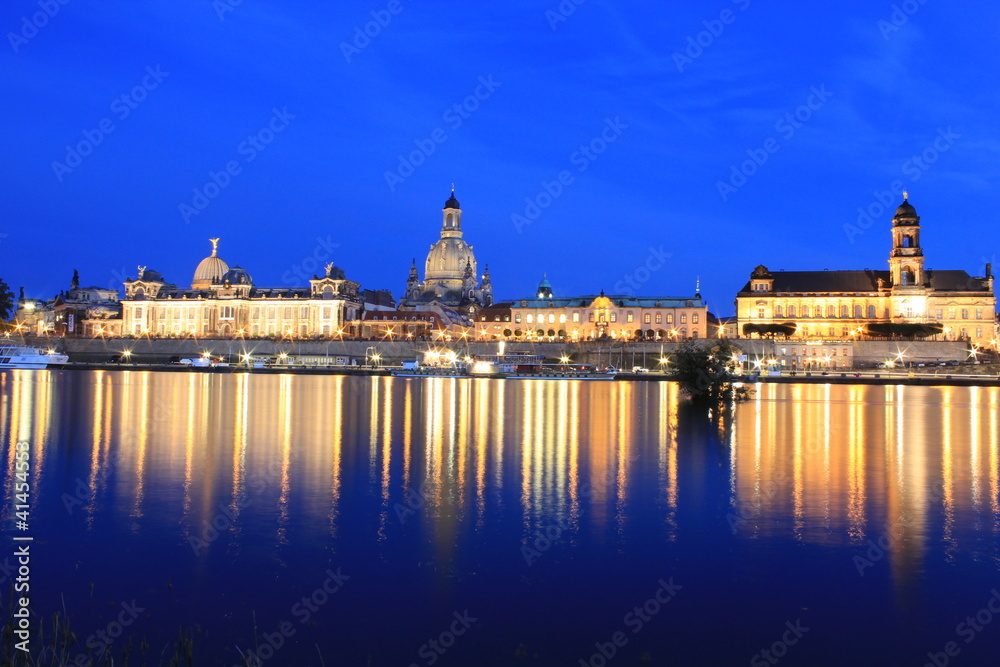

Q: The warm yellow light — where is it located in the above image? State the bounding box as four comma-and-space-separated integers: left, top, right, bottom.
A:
471, 361, 493, 374
202, 351, 211, 358
559, 356, 570, 364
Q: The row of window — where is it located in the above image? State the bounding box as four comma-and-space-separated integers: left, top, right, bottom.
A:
519, 312, 699, 325
136, 306, 340, 321
762, 305, 987, 320
785, 326, 986, 339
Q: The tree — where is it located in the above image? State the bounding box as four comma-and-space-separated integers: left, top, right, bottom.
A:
0, 279, 15, 321
742, 322, 796, 338
865, 322, 943, 338
670, 340, 751, 407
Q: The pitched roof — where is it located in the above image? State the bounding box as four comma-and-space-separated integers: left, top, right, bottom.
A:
739, 268, 990, 294
511, 294, 704, 309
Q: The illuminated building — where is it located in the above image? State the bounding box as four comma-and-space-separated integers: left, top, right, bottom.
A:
735, 195, 996, 345
51, 270, 122, 336
491, 277, 708, 341
399, 189, 494, 328
119, 239, 391, 338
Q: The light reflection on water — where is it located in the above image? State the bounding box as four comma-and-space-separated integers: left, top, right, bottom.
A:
2, 370, 998, 664
4, 371, 999, 562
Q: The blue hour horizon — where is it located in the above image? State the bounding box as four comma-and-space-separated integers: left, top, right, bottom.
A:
3, 1, 999, 316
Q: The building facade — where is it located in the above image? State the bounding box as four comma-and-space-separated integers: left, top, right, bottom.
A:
53, 271, 121, 336
481, 278, 708, 340
120, 239, 386, 338
399, 190, 493, 327
735, 195, 996, 346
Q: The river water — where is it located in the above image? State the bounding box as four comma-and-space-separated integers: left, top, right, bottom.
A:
2, 370, 998, 665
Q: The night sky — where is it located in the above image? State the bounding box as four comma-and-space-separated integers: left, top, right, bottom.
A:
3, 1, 998, 316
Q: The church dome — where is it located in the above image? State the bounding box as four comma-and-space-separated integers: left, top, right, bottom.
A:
893, 194, 918, 222
192, 239, 230, 287
444, 190, 460, 210
222, 266, 252, 285
426, 238, 476, 282
537, 275, 553, 298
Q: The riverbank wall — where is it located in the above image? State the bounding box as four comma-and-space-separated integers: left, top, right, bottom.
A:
48, 337, 974, 368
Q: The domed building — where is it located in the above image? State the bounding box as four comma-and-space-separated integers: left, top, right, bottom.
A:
191, 239, 230, 289
400, 189, 493, 325
120, 239, 389, 338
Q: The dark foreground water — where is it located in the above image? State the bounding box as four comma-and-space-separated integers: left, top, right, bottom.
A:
2, 370, 999, 666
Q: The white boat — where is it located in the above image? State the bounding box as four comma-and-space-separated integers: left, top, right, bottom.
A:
0, 346, 69, 370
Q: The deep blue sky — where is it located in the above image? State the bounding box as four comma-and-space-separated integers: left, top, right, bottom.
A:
3, 1, 998, 316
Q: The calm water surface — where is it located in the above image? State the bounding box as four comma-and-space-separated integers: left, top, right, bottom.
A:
2, 370, 999, 666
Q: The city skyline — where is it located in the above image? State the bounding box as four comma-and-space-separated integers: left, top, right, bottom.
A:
3, 1, 998, 311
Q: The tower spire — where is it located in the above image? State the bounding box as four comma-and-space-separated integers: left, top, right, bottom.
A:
210, 238, 220, 257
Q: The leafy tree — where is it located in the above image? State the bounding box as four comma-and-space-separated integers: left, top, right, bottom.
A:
670, 340, 752, 406
0, 279, 15, 321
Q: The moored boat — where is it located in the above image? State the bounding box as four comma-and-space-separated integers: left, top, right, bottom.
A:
0, 345, 69, 369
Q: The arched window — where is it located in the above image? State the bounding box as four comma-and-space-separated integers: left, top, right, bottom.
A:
788, 305, 796, 318
854, 305, 863, 319
827, 305, 836, 318
867, 305, 876, 319
840, 305, 849, 318
902, 267, 915, 285
775, 305, 783, 318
